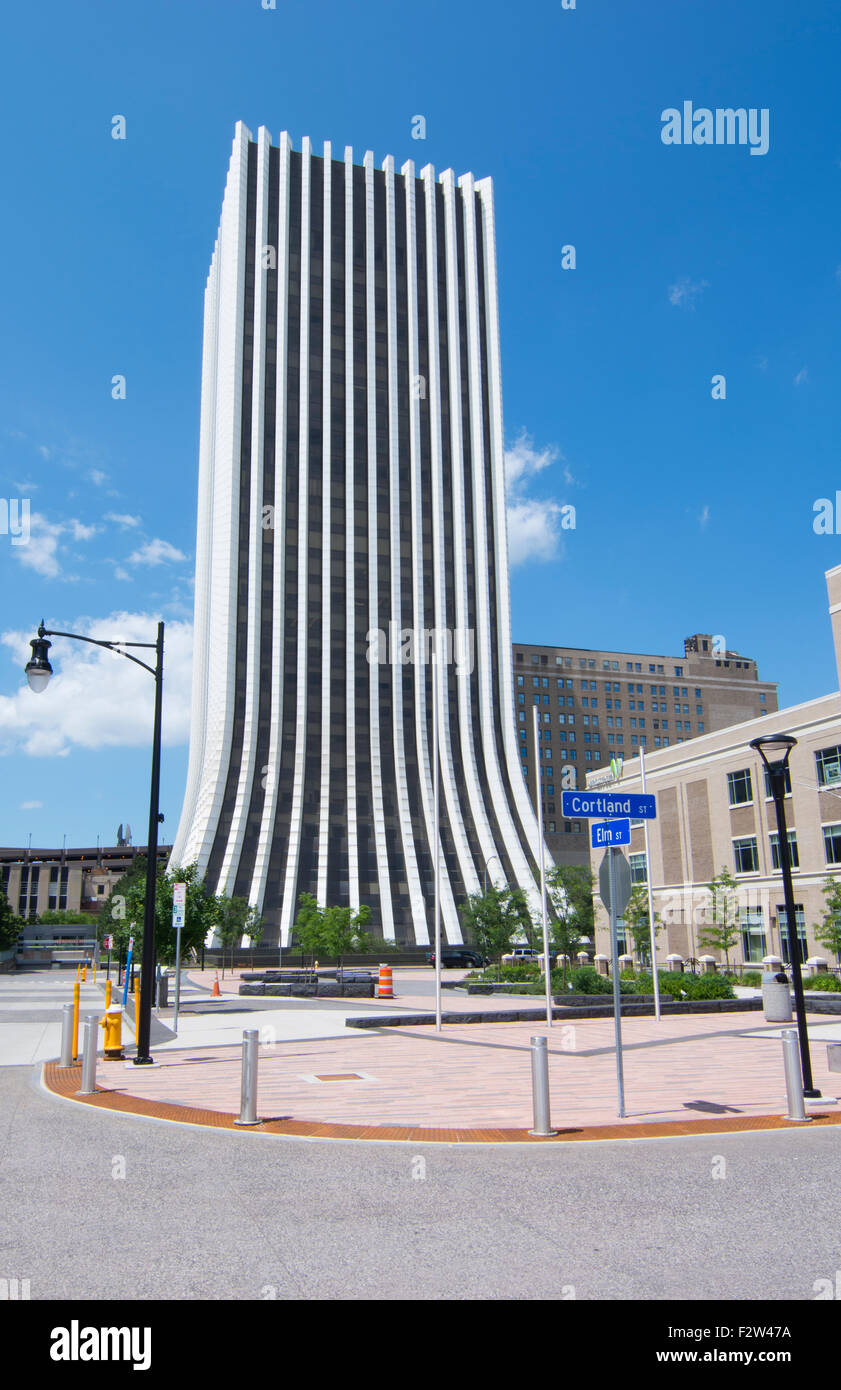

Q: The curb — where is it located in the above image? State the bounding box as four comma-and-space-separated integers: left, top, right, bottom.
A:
41, 1060, 841, 1146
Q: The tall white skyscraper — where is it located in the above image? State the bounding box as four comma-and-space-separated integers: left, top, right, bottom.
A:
171, 123, 548, 944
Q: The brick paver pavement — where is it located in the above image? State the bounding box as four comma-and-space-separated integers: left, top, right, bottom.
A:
87, 1008, 840, 1133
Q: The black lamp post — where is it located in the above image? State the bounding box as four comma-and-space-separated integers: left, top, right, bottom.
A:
749, 734, 819, 1097
26, 619, 165, 1066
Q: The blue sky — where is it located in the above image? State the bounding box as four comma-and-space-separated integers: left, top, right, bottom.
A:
1, 0, 840, 849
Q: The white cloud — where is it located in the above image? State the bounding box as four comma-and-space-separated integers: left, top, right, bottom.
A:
794, 366, 808, 386
668, 277, 709, 310
16, 513, 62, 577
89, 469, 108, 487
114, 566, 131, 582
127, 538, 187, 567
13, 512, 98, 578
105, 513, 142, 529
19, 800, 43, 810
699, 504, 710, 528
0, 613, 193, 756
504, 431, 567, 567
38, 446, 52, 460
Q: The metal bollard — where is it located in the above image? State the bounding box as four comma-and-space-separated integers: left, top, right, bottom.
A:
782, 1029, 811, 1123
78, 1016, 99, 1096
529, 1035, 558, 1137
234, 1029, 260, 1126
59, 1003, 74, 1067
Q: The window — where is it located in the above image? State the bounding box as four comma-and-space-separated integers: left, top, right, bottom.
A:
533, 677, 540, 687
698, 724, 704, 733
769, 831, 799, 870
696, 705, 703, 716
629, 853, 647, 884
674, 666, 684, 677
816, 746, 841, 787
517, 676, 524, 686
733, 836, 759, 874
823, 823, 841, 865
606, 699, 612, 711
740, 909, 766, 964
695, 688, 701, 698
582, 697, 589, 708
518, 693, 524, 704
778, 904, 808, 964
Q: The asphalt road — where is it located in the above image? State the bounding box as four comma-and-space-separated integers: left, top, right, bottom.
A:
0, 1060, 839, 1301
2, 968, 839, 1302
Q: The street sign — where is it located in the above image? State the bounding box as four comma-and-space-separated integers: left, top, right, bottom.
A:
598, 850, 632, 916
562, 791, 656, 820
172, 882, 186, 931
591, 819, 631, 848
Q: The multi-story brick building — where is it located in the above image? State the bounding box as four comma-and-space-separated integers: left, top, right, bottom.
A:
514, 633, 778, 868
588, 568, 841, 971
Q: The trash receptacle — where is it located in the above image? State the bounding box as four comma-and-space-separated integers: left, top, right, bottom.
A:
761, 971, 792, 1023
156, 972, 169, 1008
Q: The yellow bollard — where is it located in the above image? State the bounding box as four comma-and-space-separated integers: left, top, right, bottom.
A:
105, 979, 112, 1010
81, 964, 87, 983
93, 962, 97, 983
72, 981, 80, 1062
75, 963, 80, 984
134, 983, 140, 1043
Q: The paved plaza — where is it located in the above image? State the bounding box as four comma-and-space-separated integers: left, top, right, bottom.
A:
24, 967, 841, 1141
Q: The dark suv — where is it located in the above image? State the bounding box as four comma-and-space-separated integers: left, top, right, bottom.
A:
426, 947, 485, 968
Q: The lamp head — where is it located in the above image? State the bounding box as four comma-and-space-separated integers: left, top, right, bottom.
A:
25, 622, 53, 693
749, 733, 796, 773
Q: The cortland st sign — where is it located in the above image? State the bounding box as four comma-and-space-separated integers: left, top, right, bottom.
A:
561, 792, 656, 820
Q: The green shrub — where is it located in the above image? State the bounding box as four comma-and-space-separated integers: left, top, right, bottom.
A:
740, 971, 762, 988
634, 970, 734, 1001
563, 966, 613, 994
804, 973, 841, 992
481, 964, 539, 983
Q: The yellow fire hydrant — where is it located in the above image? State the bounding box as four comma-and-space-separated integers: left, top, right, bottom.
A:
99, 1004, 125, 1060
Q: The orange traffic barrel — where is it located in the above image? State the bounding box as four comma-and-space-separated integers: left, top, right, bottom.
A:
377, 964, 394, 998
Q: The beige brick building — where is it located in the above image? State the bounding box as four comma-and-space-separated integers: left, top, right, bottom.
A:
513, 633, 778, 870
588, 569, 841, 973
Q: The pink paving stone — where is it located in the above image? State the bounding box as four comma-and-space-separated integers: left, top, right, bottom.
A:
93, 1010, 839, 1132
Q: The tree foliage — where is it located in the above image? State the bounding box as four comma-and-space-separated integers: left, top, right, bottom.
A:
814, 875, 841, 966
0, 890, 24, 952
291, 893, 374, 964
699, 867, 740, 970
622, 885, 662, 967
459, 885, 533, 965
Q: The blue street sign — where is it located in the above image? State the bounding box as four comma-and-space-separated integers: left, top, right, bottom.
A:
561, 791, 656, 820
591, 819, 631, 848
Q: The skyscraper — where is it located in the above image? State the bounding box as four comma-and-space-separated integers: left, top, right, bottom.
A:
171, 123, 546, 944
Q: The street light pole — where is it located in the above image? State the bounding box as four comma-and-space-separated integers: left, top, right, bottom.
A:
26, 619, 165, 1066
750, 735, 819, 1098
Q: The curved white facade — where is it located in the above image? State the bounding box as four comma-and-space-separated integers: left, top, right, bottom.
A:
171, 125, 549, 943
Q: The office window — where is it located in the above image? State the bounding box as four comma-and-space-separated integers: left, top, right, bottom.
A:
816, 746, 841, 788
674, 666, 683, 677
533, 677, 540, 687
823, 824, 841, 865
733, 836, 759, 874
695, 688, 701, 698
517, 676, 524, 686
778, 904, 807, 964
629, 853, 647, 884
740, 909, 766, 964
770, 831, 799, 870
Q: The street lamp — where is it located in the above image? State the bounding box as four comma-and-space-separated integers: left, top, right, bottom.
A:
483, 854, 503, 895
26, 619, 165, 1066
749, 733, 820, 1097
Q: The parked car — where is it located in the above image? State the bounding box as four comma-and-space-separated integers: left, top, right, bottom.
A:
507, 947, 542, 962
426, 947, 486, 968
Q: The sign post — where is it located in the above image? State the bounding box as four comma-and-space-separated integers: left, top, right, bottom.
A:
172, 882, 186, 1034
121, 932, 135, 1009
599, 848, 632, 1118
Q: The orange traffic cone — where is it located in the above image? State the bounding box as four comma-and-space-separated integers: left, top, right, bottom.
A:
212, 971, 221, 998
377, 964, 394, 999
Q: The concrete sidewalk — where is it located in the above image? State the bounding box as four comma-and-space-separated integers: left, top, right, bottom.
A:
53, 1002, 841, 1142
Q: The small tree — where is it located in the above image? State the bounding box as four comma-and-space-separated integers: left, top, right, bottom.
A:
459, 885, 532, 973
622, 886, 662, 969
546, 865, 595, 984
319, 903, 373, 969
106, 862, 218, 967
0, 890, 23, 953
814, 875, 841, 967
245, 908, 265, 969
216, 895, 252, 976
699, 867, 740, 971
293, 893, 328, 964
